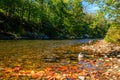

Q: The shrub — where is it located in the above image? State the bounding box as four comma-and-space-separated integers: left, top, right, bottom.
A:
105, 23, 120, 43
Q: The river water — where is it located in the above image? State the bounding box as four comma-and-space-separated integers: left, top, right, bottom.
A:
0, 39, 99, 51
0, 39, 100, 53
0, 39, 101, 69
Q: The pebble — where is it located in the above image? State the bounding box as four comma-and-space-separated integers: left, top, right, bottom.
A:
107, 69, 112, 72
31, 70, 35, 74
0, 68, 4, 71
117, 55, 120, 58
78, 76, 85, 80
113, 65, 119, 69
118, 70, 120, 72
109, 58, 113, 60
78, 53, 84, 61
118, 59, 120, 62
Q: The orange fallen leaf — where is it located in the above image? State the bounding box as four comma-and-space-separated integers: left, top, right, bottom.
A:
18, 73, 25, 76
54, 73, 62, 79
31, 74, 39, 79
3, 68, 12, 73
69, 66, 78, 70
25, 70, 31, 74
19, 70, 25, 74
44, 67, 52, 72
60, 66, 68, 71
46, 71, 55, 76
13, 67, 20, 72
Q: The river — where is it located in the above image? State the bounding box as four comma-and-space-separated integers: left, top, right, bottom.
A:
0, 39, 99, 53
0, 39, 100, 69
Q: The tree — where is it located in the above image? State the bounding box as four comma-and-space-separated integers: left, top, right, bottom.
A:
85, 0, 120, 42
1, 0, 109, 39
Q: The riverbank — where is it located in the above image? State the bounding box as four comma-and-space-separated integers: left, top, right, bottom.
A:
79, 40, 120, 58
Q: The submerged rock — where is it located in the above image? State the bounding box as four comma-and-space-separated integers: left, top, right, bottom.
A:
107, 51, 120, 58
78, 52, 85, 61
78, 76, 85, 80
42, 55, 58, 62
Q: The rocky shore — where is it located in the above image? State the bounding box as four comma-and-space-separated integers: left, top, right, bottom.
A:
78, 40, 120, 58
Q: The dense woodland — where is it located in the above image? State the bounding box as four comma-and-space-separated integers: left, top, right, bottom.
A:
0, 0, 119, 42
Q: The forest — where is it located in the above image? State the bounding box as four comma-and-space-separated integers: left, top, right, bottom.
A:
0, 0, 119, 41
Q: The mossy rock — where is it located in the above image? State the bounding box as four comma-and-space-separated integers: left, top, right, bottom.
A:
105, 23, 120, 43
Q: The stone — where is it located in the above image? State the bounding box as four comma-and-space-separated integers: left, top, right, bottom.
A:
78, 76, 85, 80
78, 53, 84, 61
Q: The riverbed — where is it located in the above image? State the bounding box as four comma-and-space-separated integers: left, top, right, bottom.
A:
0, 39, 120, 79
0, 39, 97, 68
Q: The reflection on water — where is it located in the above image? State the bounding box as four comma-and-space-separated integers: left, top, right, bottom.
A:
0, 39, 98, 53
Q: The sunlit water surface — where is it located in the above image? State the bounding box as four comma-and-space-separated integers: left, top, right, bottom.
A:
0, 39, 98, 69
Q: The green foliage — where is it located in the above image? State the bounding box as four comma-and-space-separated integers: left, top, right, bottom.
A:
85, 0, 120, 42
105, 23, 120, 43
0, 0, 109, 39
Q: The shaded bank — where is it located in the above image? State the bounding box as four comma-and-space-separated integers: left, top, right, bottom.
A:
0, 32, 103, 40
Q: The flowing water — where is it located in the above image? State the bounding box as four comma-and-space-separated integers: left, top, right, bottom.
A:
0, 39, 99, 69
0, 39, 98, 53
